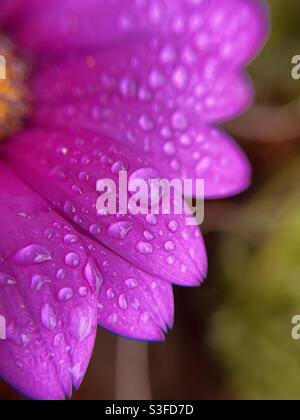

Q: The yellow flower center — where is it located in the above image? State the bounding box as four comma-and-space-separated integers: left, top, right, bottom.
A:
0, 35, 29, 141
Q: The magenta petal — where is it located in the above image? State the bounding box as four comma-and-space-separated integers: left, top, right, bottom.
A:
81, 237, 174, 341
8, 0, 268, 65
6, 128, 207, 286
0, 164, 98, 400
30, 12, 262, 198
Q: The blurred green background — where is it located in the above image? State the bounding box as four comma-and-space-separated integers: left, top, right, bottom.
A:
2, 0, 300, 401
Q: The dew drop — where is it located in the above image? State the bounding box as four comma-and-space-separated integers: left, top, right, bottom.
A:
164, 241, 175, 252
0, 272, 17, 286
146, 214, 158, 226
136, 241, 154, 254
57, 269, 67, 281
108, 313, 119, 325
172, 111, 188, 130
111, 160, 129, 174
31, 275, 51, 291
65, 252, 80, 268
125, 278, 138, 289
168, 220, 179, 233
14, 245, 52, 266
108, 221, 133, 240
106, 288, 116, 301
84, 258, 103, 294
58, 287, 74, 302
79, 287, 89, 297
89, 224, 101, 236
41, 304, 57, 330
118, 294, 128, 310
64, 234, 78, 245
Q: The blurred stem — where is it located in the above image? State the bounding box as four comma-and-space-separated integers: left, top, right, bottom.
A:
115, 339, 152, 400
225, 100, 300, 142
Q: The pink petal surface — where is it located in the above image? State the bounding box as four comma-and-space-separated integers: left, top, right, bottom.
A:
6, 127, 207, 286
0, 164, 98, 400
82, 238, 174, 341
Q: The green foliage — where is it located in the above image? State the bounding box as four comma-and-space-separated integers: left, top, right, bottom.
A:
208, 159, 300, 400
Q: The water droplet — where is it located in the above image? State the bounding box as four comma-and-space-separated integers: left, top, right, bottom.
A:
139, 115, 155, 132
163, 141, 176, 156
166, 256, 175, 265
168, 220, 179, 233
84, 258, 103, 294
136, 241, 154, 254
141, 312, 150, 323
108, 222, 133, 240
57, 269, 67, 281
14, 245, 52, 265
125, 278, 138, 289
120, 77, 137, 98
143, 231, 154, 241
0, 272, 17, 286
58, 287, 74, 302
118, 294, 128, 310
146, 214, 158, 226
89, 224, 101, 236
31, 275, 51, 291
111, 160, 129, 174
172, 111, 188, 130
108, 313, 119, 325
130, 168, 159, 185
64, 234, 78, 245
79, 287, 89, 297
106, 288, 116, 301
164, 241, 175, 252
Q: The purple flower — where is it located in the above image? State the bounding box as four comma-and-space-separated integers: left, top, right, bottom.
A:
0, 0, 268, 399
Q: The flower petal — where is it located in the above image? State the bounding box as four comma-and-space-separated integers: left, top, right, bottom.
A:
0, 164, 98, 400
6, 127, 207, 286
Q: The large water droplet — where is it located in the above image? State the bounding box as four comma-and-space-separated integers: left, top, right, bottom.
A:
84, 258, 103, 294
31, 275, 51, 291
41, 304, 57, 330
64, 234, 78, 245
65, 253, 80, 268
118, 294, 128, 310
58, 287, 74, 302
0, 272, 17, 286
136, 241, 154, 254
111, 160, 129, 174
14, 245, 52, 266
125, 278, 138, 289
